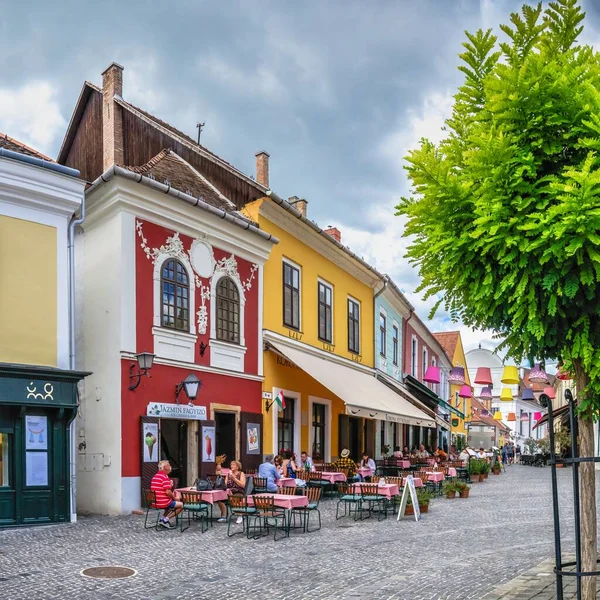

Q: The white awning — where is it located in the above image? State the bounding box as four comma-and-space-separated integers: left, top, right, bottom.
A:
269, 339, 436, 428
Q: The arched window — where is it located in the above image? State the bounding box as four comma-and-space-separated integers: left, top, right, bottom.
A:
161, 259, 189, 331
216, 277, 240, 344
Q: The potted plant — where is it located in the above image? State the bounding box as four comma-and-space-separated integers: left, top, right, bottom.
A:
382, 444, 390, 458
492, 457, 501, 475
455, 480, 471, 498
468, 458, 481, 482
442, 481, 457, 499
481, 460, 490, 479
406, 488, 433, 514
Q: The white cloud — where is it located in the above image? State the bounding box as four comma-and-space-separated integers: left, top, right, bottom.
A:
0, 81, 65, 155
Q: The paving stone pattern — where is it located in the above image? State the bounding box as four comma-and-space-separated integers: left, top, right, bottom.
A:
0, 466, 589, 600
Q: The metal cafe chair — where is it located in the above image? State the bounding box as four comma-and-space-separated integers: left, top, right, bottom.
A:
335, 482, 362, 521
143, 489, 161, 530
180, 491, 209, 533
358, 483, 388, 521
292, 486, 322, 533
253, 476, 268, 493
227, 494, 257, 538
248, 495, 288, 541
276, 486, 296, 495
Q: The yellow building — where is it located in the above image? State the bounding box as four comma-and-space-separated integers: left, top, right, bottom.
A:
433, 331, 471, 450
245, 159, 436, 463
0, 136, 88, 527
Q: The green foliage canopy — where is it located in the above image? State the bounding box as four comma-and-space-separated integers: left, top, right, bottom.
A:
397, 0, 600, 413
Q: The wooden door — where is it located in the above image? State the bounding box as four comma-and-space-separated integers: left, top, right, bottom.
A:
140, 416, 160, 495
338, 414, 349, 458
364, 419, 376, 458
198, 420, 216, 478
240, 412, 263, 473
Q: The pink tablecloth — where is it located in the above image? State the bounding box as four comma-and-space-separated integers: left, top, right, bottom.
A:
357, 468, 374, 478
412, 478, 424, 488
396, 460, 411, 469
321, 471, 346, 483
426, 472, 444, 483
248, 494, 308, 510
352, 483, 399, 499
276, 477, 297, 488
448, 468, 457, 477
176, 488, 228, 504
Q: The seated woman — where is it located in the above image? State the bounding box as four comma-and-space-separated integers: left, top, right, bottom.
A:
274, 455, 284, 476
358, 452, 376, 481
216, 460, 246, 523
282, 450, 306, 487
393, 446, 403, 459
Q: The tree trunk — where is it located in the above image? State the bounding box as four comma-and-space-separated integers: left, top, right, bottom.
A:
575, 366, 597, 599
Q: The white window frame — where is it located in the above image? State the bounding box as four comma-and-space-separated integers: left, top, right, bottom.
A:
431, 356, 437, 395
392, 320, 399, 367
317, 277, 334, 344
411, 336, 418, 377
308, 396, 332, 463
152, 252, 197, 362
282, 257, 302, 331
379, 308, 387, 358
422, 347, 428, 385
347, 295, 361, 354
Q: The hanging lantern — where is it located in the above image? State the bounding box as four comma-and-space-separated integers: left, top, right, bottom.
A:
520, 413, 529, 422
423, 366, 441, 384
507, 412, 517, 421
500, 388, 513, 401
480, 408, 490, 417
528, 363, 549, 384
493, 411, 503, 420
557, 367, 572, 381
522, 388, 535, 401
448, 366, 466, 385
474, 367, 493, 386
501, 365, 519, 384
543, 386, 556, 400
479, 386, 493, 401
458, 384, 472, 398
534, 411, 542, 421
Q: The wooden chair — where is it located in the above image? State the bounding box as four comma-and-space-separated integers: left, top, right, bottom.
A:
385, 476, 403, 487
248, 495, 288, 541
227, 494, 256, 538
335, 482, 362, 521
323, 463, 335, 472
253, 476, 267, 493
292, 486, 322, 532
180, 491, 209, 533
276, 486, 296, 496
358, 483, 387, 521
246, 468, 256, 475
143, 489, 161, 530
296, 470, 310, 482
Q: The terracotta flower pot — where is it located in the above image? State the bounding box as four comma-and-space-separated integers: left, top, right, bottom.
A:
405, 505, 414, 515
492, 469, 500, 475
470, 474, 480, 482
419, 503, 429, 513
446, 492, 457, 499
483, 472, 488, 479
459, 490, 470, 499
556, 463, 564, 469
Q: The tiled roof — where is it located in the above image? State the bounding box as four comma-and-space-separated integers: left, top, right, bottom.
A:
470, 398, 510, 432
432, 331, 460, 362
0, 133, 53, 161
122, 149, 237, 213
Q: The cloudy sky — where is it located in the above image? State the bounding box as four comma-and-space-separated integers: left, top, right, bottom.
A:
3, 0, 600, 355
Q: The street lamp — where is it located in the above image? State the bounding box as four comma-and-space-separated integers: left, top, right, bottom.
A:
129, 352, 155, 391
175, 374, 202, 406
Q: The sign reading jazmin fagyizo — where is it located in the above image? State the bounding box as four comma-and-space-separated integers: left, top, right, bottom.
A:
146, 402, 207, 420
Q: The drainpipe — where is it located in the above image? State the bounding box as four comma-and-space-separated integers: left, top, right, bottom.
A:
67, 194, 86, 523
402, 308, 415, 448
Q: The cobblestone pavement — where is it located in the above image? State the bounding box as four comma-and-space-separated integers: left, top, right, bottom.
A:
0, 466, 587, 600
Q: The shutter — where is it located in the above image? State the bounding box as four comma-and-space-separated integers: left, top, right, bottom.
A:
198, 420, 216, 478
140, 416, 160, 496
365, 419, 376, 457
240, 412, 263, 472
338, 414, 349, 456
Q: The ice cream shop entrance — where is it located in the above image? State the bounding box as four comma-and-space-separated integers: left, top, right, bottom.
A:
160, 420, 188, 488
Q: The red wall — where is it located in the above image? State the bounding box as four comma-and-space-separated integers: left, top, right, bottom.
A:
135, 219, 259, 374
121, 361, 261, 477
402, 321, 440, 383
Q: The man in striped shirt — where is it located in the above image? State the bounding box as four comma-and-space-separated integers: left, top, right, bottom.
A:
150, 460, 183, 529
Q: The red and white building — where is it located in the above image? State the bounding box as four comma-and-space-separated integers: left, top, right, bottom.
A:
59, 63, 276, 514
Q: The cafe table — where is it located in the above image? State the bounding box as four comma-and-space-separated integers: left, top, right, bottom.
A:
447, 467, 457, 478
352, 482, 399, 499
320, 471, 346, 484
176, 487, 228, 504
425, 471, 445, 483
247, 493, 308, 511
276, 477, 297, 488
357, 467, 374, 479
396, 460, 411, 469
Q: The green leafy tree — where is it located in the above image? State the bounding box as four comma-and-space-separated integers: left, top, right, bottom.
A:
397, 2, 600, 594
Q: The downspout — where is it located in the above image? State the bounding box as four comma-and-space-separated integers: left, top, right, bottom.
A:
403, 308, 415, 448
67, 193, 86, 523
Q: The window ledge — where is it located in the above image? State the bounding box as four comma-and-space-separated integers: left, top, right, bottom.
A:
209, 339, 247, 372
152, 326, 198, 363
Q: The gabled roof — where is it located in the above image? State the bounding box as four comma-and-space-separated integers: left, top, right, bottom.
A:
433, 331, 460, 362
123, 149, 237, 213
470, 398, 511, 432
0, 132, 53, 161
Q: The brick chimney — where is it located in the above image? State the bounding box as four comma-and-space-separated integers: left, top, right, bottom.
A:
324, 226, 341, 243
288, 196, 308, 217
102, 62, 125, 170
255, 151, 270, 187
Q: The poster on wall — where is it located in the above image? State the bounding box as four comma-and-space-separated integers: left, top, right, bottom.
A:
202, 426, 215, 462
247, 423, 260, 454
142, 422, 159, 463
25, 416, 48, 450
26, 451, 48, 486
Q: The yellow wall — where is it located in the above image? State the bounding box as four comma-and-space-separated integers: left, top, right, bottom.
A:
248, 201, 375, 367
262, 350, 347, 455
450, 335, 471, 440
0, 215, 57, 366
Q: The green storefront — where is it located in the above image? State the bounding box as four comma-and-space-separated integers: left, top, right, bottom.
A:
0, 363, 88, 527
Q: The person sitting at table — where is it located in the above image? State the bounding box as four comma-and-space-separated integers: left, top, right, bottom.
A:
415, 444, 430, 458
258, 455, 281, 492
215, 460, 246, 523
403, 446, 411, 457
150, 460, 183, 529
434, 447, 447, 461
282, 450, 298, 478
274, 455, 284, 476
299, 451, 314, 471
393, 446, 403, 459
359, 452, 376, 471
459, 447, 471, 465
335, 448, 359, 480
477, 447, 487, 459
